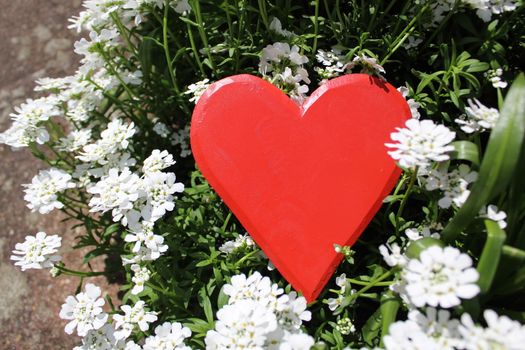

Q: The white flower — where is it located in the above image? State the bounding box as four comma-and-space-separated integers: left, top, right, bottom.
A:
171, 125, 192, 158
153, 122, 171, 138
405, 227, 441, 241
143, 150, 176, 174
386, 119, 455, 169
125, 209, 168, 259
345, 54, 385, 78
142, 171, 185, 219
88, 152, 137, 178
326, 273, 351, 312
184, 78, 210, 103
421, 164, 478, 209
259, 42, 309, 75
335, 317, 356, 335
59, 283, 108, 337
23, 168, 76, 214
171, 0, 191, 15
379, 243, 407, 267
205, 299, 278, 349
223, 272, 284, 311
143, 322, 192, 350
269, 17, 294, 38
455, 98, 500, 134
278, 331, 315, 350
460, 309, 525, 350
0, 97, 60, 149
87, 168, 142, 223
397, 86, 421, 119
219, 234, 256, 254
131, 264, 151, 295
273, 67, 310, 104
100, 119, 136, 151
10, 232, 61, 271
314, 48, 346, 82
485, 68, 508, 89
274, 292, 311, 331
73, 324, 120, 350
114, 300, 158, 340
57, 129, 92, 152
78, 119, 136, 163
479, 204, 507, 229
384, 307, 462, 350
401, 246, 480, 308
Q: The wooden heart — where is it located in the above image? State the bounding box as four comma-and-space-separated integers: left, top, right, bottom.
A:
190, 74, 410, 301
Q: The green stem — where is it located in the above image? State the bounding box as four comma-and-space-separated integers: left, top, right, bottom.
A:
350, 270, 396, 301
163, 2, 181, 94
395, 169, 418, 233
56, 265, 105, 277
312, 0, 320, 54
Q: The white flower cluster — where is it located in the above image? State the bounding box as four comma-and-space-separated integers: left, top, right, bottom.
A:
86, 149, 183, 263
419, 164, 478, 209
325, 273, 356, 312
61, 285, 191, 349
384, 307, 525, 350
455, 98, 500, 134
417, 0, 518, 25
386, 119, 456, 170
23, 168, 76, 214
205, 272, 314, 349
10, 232, 62, 271
397, 86, 421, 119
345, 54, 386, 79
399, 246, 480, 308
259, 42, 310, 104
0, 97, 60, 149
184, 78, 210, 103
314, 48, 347, 82
219, 233, 256, 254
485, 68, 508, 88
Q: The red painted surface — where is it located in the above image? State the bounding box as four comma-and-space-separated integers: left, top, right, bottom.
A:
190, 74, 410, 302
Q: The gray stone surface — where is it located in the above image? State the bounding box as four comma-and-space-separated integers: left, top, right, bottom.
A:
0, 1, 118, 349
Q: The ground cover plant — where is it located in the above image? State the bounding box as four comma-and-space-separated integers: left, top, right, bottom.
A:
2, 0, 525, 349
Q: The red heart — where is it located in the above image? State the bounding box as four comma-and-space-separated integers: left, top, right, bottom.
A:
190, 74, 410, 301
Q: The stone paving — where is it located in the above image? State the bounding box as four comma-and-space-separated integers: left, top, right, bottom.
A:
0, 1, 118, 348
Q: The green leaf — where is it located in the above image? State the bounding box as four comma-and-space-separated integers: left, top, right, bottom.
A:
442, 73, 525, 243
477, 220, 507, 294
362, 307, 382, 347
450, 141, 480, 167
379, 291, 400, 347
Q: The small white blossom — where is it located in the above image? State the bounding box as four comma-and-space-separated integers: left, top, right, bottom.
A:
171, 125, 192, 158
59, 283, 108, 337
379, 243, 407, 267
87, 168, 142, 224
219, 234, 256, 254
479, 204, 507, 229
384, 307, 462, 350
386, 119, 456, 169
269, 17, 294, 38
142, 171, 184, 219
401, 246, 480, 308
10, 232, 61, 271
57, 129, 92, 152
143, 322, 192, 350
397, 86, 421, 119
205, 299, 278, 349
114, 300, 158, 340
73, 324, 121, 350
326, 273, 352, 312
23, 168, 76, 214
405, 226, 441, 241
460, 309, 525, 350
153, 122, 171, 138
184, 78, 210, 103
421, 164, 478, 209
455, 98, 500, 134
143, 150, 176, 174
259, 42, 309, 75
130, 264, 151, 295
485, 68, 508, 88
345, 54, 385, 78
